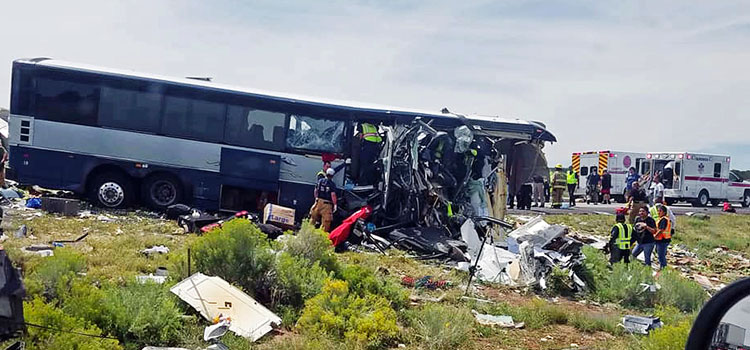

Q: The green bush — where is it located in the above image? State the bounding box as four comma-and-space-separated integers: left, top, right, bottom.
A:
339, 264, 409, 310
546, 265, 575, 296
24, 298, 122, 350
62, 281, 183, 348
26, 248, 86, 300
404, 304, 473, 350
480, 298, 568, 330
640, 317, 693, 350
568, 312, 622, 335
297, 279, 399, 349
580, 245, 611, 292
283, 221, 339, 273
655, 269, 708, 312
274, 252, 331, 308
191, 219, 277, 303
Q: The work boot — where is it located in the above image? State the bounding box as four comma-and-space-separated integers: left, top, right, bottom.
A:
532, 203, 538, 207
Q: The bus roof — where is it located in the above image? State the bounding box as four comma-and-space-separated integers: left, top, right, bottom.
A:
15, 57, 556, 142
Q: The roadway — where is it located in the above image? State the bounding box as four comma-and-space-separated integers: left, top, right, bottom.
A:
507, 200, 746, 216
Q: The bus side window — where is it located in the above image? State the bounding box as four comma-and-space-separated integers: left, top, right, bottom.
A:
34, 77, 99, 125
225, 106, 286, 151
286, 114, 345, 154
99, 86, 162, 133
163, 96, 226, 143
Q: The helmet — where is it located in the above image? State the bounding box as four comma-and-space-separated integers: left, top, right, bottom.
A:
326, 168, 335, 176
555, 164, 563, 169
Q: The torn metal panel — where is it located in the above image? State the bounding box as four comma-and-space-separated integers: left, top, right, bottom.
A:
622, 315, 663, 335
170, 273, 281, 342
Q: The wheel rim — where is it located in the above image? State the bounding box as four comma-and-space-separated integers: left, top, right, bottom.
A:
150, 180, 177, 206
99, 182, 125, 207
744, 195, 750, 207
700, 193, 708, 206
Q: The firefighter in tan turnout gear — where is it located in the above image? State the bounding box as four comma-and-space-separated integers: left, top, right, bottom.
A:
551, 164, 566, 208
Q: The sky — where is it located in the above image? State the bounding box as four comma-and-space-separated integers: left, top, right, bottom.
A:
1, 1, 749, 169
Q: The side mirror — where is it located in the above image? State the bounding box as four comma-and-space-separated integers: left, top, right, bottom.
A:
686, 277, 750, 349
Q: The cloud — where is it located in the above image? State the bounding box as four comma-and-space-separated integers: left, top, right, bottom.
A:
0, 1, 749, 169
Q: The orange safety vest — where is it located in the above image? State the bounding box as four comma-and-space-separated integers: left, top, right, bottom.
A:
655, 216, 672, 240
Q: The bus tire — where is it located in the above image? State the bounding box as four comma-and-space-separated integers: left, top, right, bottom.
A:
142, 174, 184, 210
742, 191, 750, 208
692, 190, 709, 207
88, 171, 135, 209
665, 198, 677, 205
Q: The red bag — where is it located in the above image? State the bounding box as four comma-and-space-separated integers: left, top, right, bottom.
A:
328, 205, 372, 247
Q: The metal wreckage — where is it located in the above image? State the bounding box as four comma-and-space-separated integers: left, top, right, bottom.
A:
330, 116, 594, 292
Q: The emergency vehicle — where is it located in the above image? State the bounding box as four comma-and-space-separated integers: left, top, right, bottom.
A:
646, 152, 750, 207
571, 151, 647, 202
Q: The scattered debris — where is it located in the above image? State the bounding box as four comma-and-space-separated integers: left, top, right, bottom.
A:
14, 225, 27, 239
471, 310, 516, 327
51, 232, 89, 245
40, 197, 81, 216
21, 244, 54, 257
97, 214, 115, 222
262, 204, 295, 230
401, 276, 451, 289
170, 273, 281, 341
141, 245, 170, 256
686, 212, 710, 220
622, 315, 663, 334
25, 198, 41, 209
409, 293, 447, 303
0, 248, 26, 338
136, 274, 167, 284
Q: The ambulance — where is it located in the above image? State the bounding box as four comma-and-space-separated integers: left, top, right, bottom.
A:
645, 152, 750, 207
571, 151, 648, 202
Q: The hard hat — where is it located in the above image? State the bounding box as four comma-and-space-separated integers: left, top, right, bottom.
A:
326, 168, 335, 176
555, 164, 563, 169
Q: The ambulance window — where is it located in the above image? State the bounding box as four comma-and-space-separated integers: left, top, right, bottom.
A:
590, 166, 598, 175
641, 161, 651, 175
730, 172, 740, 182
713, 163, 722, 178
580, 167, 588, 176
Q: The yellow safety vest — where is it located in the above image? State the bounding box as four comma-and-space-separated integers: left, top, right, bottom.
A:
615, 223, 633, 250
649, 205, 658, 221
361, 123, 382, 143
566, 171, 577, 184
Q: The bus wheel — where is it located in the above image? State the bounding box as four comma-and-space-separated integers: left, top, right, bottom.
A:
142, 174, 183, 210
665, 198, 677, 205
742, 191, 750, 208
89, 172, 134, 209
692, 190, 709, 207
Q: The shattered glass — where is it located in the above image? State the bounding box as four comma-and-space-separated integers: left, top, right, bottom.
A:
453, 125, 474, 153
286, 115, 345, 153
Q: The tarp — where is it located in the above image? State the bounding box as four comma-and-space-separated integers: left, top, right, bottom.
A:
170, 273, 281, 341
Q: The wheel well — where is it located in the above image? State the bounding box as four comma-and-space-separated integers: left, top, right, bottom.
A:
85, 164, 132, 190
142, 171, 187, 195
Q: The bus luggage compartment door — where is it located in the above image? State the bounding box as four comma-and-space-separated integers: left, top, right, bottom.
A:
219, 148, 281, 191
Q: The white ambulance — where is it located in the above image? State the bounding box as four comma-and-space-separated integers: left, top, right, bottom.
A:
571, 150, 648, 202
645, 152, 750, 207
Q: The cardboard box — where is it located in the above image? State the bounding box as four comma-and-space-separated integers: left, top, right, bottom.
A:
262, 203, 295, 229
41, 197, 80, 216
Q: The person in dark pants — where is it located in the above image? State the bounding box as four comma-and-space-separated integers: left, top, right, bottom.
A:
532, 174, 545, 207
518, 182, 533, 210
586, 171, 600, 204
601, 169, 612, 204
606, 213, 633, 264
631, 206, 656, 266
654, 205, 672, 269
357, 122, 382, 186
566, 167, 578, 206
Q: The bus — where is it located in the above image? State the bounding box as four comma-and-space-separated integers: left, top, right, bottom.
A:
8, 58, 556, 218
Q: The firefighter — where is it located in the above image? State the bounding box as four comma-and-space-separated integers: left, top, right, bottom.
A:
551, 164, 566, 208
316, 161, 332, 181
357, 122, 382, 185
310, 168, 338, 232
566, 166, 578, 207
606, 213, 633, 264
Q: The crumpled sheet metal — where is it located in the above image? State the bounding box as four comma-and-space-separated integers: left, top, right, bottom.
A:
170, 273, 281, 341
622, 315, 663, 335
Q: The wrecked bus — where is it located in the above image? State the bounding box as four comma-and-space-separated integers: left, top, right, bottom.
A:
7, 58, 556, 220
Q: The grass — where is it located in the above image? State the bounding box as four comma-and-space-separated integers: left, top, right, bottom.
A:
5, 207, 736, 349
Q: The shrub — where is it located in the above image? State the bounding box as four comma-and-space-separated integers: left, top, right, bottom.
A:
274, 252, 331, 308
568, 312, 622, 335
190, 219, 277, 302
283, 221, 339, 273
546, 266, 575, 296
580, 245, 610, 292
24, 298, 122, 350
404, 304, 473, 350
26, 248, 86, 300
598, 262, 655, 309
339, 264, 409, 310
639, 317, 693, 350
655, 269, 708, 312
62, 281, 183, 348
297, 280, 399, 349
480, 298, 568, 330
